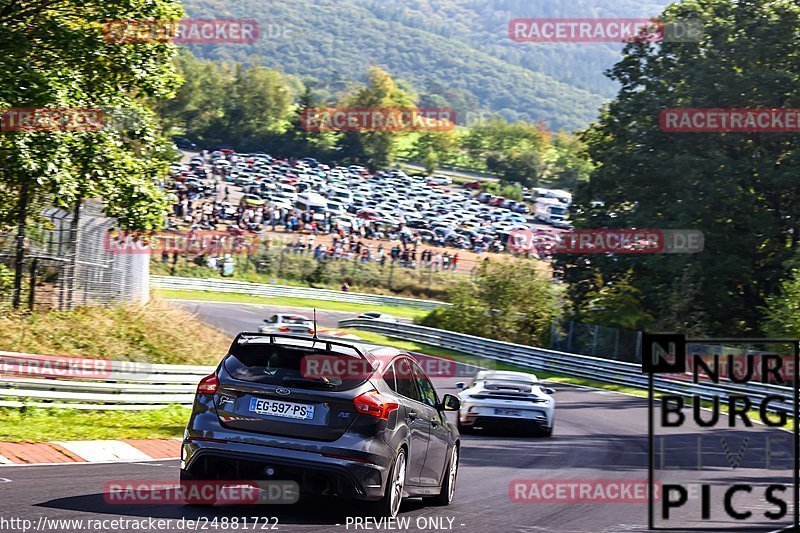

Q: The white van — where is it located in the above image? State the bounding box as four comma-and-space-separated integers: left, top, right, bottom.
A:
295, 192, 328, 221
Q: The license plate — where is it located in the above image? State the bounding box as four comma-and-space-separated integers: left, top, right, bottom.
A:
249, 398, 315, 420
495, 408, 523, 417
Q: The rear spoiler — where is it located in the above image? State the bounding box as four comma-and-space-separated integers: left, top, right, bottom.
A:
231, 332, 366, 358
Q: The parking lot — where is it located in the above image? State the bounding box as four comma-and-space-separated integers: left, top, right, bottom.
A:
167, 150, 570, 272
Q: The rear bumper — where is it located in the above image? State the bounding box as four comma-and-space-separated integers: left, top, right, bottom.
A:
462, 415, 550, 430
459, 404, 552, 430
181, 439, 388, 501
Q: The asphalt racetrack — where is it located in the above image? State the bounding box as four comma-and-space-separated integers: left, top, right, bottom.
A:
0, 300, 793, 533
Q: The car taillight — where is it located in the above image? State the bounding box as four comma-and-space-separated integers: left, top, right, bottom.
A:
354, 390, 399, 420
197, 374, 219, 394
278, 326, 291, 332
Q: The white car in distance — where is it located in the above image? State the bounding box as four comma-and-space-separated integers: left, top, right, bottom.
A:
258, 314, 315, 335
455, 370, 556, 436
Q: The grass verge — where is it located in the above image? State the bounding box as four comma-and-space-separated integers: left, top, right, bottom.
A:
0, 405, 190, 442
157, 289, 431, 320
0, 299, 230, 365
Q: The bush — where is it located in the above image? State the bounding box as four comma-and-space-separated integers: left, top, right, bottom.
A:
418, 259, 560, 346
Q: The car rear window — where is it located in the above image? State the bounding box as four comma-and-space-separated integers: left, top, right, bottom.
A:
224, 343, 373, 391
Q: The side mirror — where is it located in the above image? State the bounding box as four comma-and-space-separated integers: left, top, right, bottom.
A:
455, 382, 465, 390
441, 394, 460, 412
263, 319, 271, 323
541, 387, 556, 395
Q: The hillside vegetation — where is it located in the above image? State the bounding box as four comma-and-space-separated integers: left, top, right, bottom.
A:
0, 299, 231, 365
183, 0, 671, 130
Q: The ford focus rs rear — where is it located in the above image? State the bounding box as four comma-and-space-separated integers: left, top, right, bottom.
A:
181, 333, 461, 517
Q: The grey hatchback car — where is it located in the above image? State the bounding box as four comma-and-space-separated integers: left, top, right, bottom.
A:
181, 333, 461, 517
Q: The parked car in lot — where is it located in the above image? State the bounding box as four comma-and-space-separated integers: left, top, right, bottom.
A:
455, 370, 555, 436
239, 194, 265, 207
182, 333, 462, 517
258, 314, 315, 335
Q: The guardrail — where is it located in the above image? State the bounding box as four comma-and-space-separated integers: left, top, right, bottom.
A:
338, 319, 798, 415
4, 322, 795, 412
0, 352, 214, 410
151, 276, 448, 311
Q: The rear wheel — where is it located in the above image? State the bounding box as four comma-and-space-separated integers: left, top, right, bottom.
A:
368, 448, 406, 518
424, 446, 459, 506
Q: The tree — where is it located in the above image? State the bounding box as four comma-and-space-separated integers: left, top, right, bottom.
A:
462, 119, 550, 185
234, 66, 293, 148
0, 0, 182, 307
419, 260, 561, 346
578, 273, 653, 331
558, 0, 800, 335
284, 83, 339, 158
764, 269, 800, 338
543, 132, 594, 190
411, 129, 459, 172
339, 67, 416, 168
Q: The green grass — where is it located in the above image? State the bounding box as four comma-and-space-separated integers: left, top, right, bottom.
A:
0, 299, 231, 365
157, 289, 432, 320
0, 405, 190, 442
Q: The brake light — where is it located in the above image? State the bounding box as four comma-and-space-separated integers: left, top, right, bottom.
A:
354, 390, 399, 420
197, 374, 219, 394
278, 326, 291, 332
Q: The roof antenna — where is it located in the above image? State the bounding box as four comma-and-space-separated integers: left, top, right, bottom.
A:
312, 308, 319, 340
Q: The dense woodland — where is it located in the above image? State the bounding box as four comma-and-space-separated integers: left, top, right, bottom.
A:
180, 0, 673, 131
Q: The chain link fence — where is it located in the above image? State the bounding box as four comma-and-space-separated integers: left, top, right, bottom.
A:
0, 201, 149, 311
550, 320, 643, 363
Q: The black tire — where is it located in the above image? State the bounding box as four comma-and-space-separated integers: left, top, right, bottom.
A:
367, 448, 406, 518
456, 418, 473, 434
424, 446, 459, 506
538, 420, 554, 438
180, 471, 218, 506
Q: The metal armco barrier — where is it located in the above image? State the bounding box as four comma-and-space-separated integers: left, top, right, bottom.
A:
150, 276, 448, 311
3, 322, 795, 411
0, 351, 214, 410
338, 319, 799, 415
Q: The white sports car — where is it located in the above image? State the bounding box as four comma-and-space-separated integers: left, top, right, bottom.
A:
258, 313, 315, 335
455, 370, 556, 436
